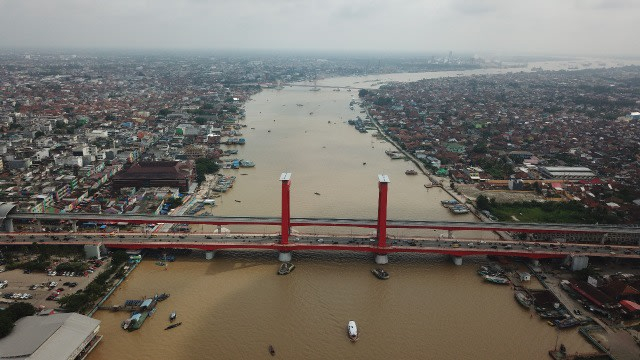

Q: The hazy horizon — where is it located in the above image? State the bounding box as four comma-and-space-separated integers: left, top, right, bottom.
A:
1, 0, 639, 57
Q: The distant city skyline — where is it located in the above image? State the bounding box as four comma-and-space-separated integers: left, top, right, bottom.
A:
0, 0, 639, 57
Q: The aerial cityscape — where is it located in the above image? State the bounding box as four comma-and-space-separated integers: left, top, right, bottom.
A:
1, 1, 640, 360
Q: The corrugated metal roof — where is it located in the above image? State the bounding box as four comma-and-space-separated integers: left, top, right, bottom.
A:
0, 313, 99, 360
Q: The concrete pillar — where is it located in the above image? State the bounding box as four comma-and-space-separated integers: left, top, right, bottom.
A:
278, 251, 292, 262
451, 256, 463, 266
567, 255, 589, 271
280, 173, 292, 245
36, 220, 42, 232
217, 225, 222, 234
447, 230, 453, 239
375, 254, 389, 265
3, 219, 13, 232
72, 221, 77, 232
84, 244, 101, 259
205, 251, 215, 260
376, 174, 390, 249
531, 259, 540, 267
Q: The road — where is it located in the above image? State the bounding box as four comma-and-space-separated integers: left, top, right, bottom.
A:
2, 232, 639, 259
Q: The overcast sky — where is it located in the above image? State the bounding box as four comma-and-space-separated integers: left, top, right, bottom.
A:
0, 0, 638, 56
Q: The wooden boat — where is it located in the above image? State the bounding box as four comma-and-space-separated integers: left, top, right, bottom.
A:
165, 322, 182, 330
269, 345, 275, 356
371, 268, 389, 280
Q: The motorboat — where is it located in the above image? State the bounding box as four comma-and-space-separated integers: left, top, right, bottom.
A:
170, 311, 177, 322
268, 345, 275, 356
278, 262, 295, 275
371, 268, 389, 280
483, 275, 510, 285
347, 321, 358, 342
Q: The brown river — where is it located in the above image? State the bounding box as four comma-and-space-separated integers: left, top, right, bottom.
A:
88, 65, 603, 359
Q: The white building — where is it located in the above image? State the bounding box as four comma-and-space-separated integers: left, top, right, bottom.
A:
0, 313, 101, 360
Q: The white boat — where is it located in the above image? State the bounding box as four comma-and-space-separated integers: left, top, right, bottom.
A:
170, 311, 177, 322
347, 321, 358, 342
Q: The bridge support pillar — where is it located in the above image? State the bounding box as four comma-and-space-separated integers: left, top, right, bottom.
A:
531, 259, 540, 267
36, 220, 42, 232
447, 230, 453, 239
278, 252, 292, 262
84, 244, 102, 259
451, 256, 463, 266
205, 251, 215, 260
375, 254, 388, 265
71, 221, 77, 232
280, 173, 292, 246
564, 255, 589, 271
376, 175, 390, 249
3, 218, 13, 232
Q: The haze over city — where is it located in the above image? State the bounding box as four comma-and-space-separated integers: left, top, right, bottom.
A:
1, 0, 639, 56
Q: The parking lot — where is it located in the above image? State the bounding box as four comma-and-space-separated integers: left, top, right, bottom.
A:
0, 258, 110, 310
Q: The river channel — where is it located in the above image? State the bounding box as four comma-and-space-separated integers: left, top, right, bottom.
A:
87, 64, 610, 359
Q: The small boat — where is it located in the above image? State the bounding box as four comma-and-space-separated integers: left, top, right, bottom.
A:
269, 345, 275, 356
547, 321, 555, 327
371, 268, 389, 280
554, 317, 582, 329
362, 162, 366, 165
483, 275, 510, 285
165, 322, 182, 330
234, 200, 242, 203
314, 192, 321, 195
278, 262, 295, 275
170, 311, 176, 322
405, 169, 418, 175
514, 291, 533, 308
347, 321, 358, 342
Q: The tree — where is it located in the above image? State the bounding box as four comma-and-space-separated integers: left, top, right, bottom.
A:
476, 195, 491, 211
34, 131, 45, 139
358, 89, 369, 97
158, 108, 171, 117
194, 117, 207, 125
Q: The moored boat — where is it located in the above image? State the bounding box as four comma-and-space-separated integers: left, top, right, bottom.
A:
554, 317, 581, 329
405, 169, 418, 175
347, 321, 358, 342
278, 262, 295, 275
371, 268, 389, 280
170, 311, 176, 322
268, 345, 275, 356
514, 291, 533, 308
483, 275, 510, 285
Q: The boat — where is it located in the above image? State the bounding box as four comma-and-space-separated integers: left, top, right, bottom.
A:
269, 345, 275, 356
547, 321, 555, 327
278, 262, 295, 275
371, 268, 389, 280
554, 317, 581, 329
156, 293, 170, 302
514, 291, 533, 308
170, 311, 176, 322
405, 170, 418, 175
441, 199, 460, 207
539, 310, 566, 320
449, 205, 470, 215
347, 321, 358, 342
483, 275, 510, 285
234, 200, 241, 203
123, 311, 149, 332
314, 192, 320, 195
164, 322, 182, 330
